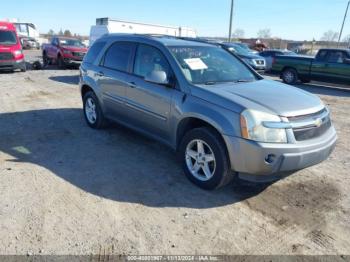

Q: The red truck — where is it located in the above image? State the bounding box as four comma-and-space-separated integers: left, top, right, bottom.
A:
42, 36, 88, 68
0, 21, 26, 72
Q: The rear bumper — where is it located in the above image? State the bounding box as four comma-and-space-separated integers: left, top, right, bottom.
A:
223, 125, 337, 182
0, 59, 26, 71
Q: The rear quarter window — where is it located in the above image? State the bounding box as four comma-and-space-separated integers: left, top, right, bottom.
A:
83, 41, 106, 64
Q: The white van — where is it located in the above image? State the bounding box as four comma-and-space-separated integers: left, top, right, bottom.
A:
89, 18, 197, 46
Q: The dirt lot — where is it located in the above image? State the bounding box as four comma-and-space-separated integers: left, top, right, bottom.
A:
0, 51, 349, 255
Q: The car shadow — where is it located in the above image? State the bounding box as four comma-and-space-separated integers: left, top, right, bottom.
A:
49, 75, 79, 85
0, 108, 273, 209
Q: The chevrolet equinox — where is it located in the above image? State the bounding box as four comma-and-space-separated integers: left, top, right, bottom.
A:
79, 34, 337, 190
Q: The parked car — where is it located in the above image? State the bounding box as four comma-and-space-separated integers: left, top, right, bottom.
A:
259, 49, 297, 71
20, 36, 40, 50
79, 34, 337, 190
235, 42, 258, 54
271, 49, 350, 85
42, 36, 88, 68
0, 21, 26, 72
220, 42, 266, 71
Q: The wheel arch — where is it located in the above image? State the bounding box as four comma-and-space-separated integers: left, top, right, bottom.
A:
176, 116, 226, 152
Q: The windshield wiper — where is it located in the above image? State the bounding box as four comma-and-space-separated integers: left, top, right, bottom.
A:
234, 79, 254, 83
204, 81, 217, 85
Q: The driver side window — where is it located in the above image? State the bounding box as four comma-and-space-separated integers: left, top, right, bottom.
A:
134, 44, 170, 80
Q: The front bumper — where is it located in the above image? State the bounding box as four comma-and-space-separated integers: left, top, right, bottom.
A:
63, 57, 83, 65
0, 59, 26, 71
223, 125, 337, 182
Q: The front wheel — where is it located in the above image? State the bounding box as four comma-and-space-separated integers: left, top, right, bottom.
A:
179, 127, 234, 190
281, 68, 298, 84
57, 55, 66, 69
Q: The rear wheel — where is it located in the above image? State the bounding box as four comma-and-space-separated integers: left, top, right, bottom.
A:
83, 91, 106, 129
282, 68, 298, 84
179, 127, 234, 190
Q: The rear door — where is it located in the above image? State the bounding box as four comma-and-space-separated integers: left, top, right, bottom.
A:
124, 43, 174, 142
98, 41, 136, 120
310, 50, 330, 82
323, 50, 350, 84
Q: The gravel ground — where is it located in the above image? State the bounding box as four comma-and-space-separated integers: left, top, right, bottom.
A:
0, 51, 349, 255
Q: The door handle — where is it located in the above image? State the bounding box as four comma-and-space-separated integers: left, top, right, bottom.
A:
128, 82, 137, 88
95, 71, 104, 77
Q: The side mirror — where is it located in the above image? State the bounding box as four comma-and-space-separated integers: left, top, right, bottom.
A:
344, 58, 350, 64
145, 70, 169, 85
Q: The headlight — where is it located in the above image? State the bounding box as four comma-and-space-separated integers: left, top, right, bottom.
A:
240, 109, 288, 143
13, 50, 23, 56
63, 49, 71, 54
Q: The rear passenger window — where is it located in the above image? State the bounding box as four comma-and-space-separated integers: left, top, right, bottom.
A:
103, 42, 133, 72
84, 41, 106, 64
327, 51, 345, 63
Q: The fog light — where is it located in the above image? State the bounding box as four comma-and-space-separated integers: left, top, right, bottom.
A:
265, 154, 276, 164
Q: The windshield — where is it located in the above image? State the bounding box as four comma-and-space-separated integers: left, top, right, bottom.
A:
226, 44, 252, 56
0, 31, 17, 45
59, 39, 84, 47
283, 51, 297, 56
169, 46, 258, 85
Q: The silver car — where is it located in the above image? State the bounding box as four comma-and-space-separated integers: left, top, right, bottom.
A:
79, 34, 337, 190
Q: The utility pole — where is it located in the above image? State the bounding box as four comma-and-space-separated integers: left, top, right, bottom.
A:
338, 0, 350, 47
228, 0, 234, 42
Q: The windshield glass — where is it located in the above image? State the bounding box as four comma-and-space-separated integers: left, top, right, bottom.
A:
226, 44, 252, 56
0, 31, 17, 45
59, 39, 84, 47
284, 51, 297, 56
169, 46, 258, 85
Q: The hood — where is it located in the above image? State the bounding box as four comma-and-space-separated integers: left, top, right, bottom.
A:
194, 80, 324, 117
238, 53, 264, 60
61, 46, 87, 52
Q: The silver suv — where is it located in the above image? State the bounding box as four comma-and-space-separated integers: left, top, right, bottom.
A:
79, 34, 337, 190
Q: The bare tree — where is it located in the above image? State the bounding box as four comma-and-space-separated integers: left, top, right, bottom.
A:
232, 29, 245, 39
47, 29, 55, 36
64, 30, 72, 37
257, 28, 271, 39
58, 29, 64, 36
343, 34, 350, 43
320, 30, 339, 42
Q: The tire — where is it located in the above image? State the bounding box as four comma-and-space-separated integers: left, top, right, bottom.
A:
281, 68, 298, 84
57, 55, 66, 69
83, 91, 106, 129
179, 127, 234, 190
43, 52, 49, 66
20, 63, 26, 72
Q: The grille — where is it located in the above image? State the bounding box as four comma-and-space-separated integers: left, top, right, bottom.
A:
72, 52, 86, 58
288, 108, 331, 141
0, 52, 14, 61
255, 59, 265, 65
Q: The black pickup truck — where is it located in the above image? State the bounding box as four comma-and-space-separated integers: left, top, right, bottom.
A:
271, 49, 350, 85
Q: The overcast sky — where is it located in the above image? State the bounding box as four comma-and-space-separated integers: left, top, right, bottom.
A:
1, 0, 349, 41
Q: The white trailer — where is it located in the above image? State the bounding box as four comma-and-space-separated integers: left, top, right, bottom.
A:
90, 18, 197, 45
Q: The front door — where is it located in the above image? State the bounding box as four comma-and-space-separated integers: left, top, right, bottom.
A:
124, 44, 174, 142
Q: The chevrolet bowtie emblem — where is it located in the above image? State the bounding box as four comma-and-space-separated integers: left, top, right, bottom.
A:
314, 118, 323, 127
